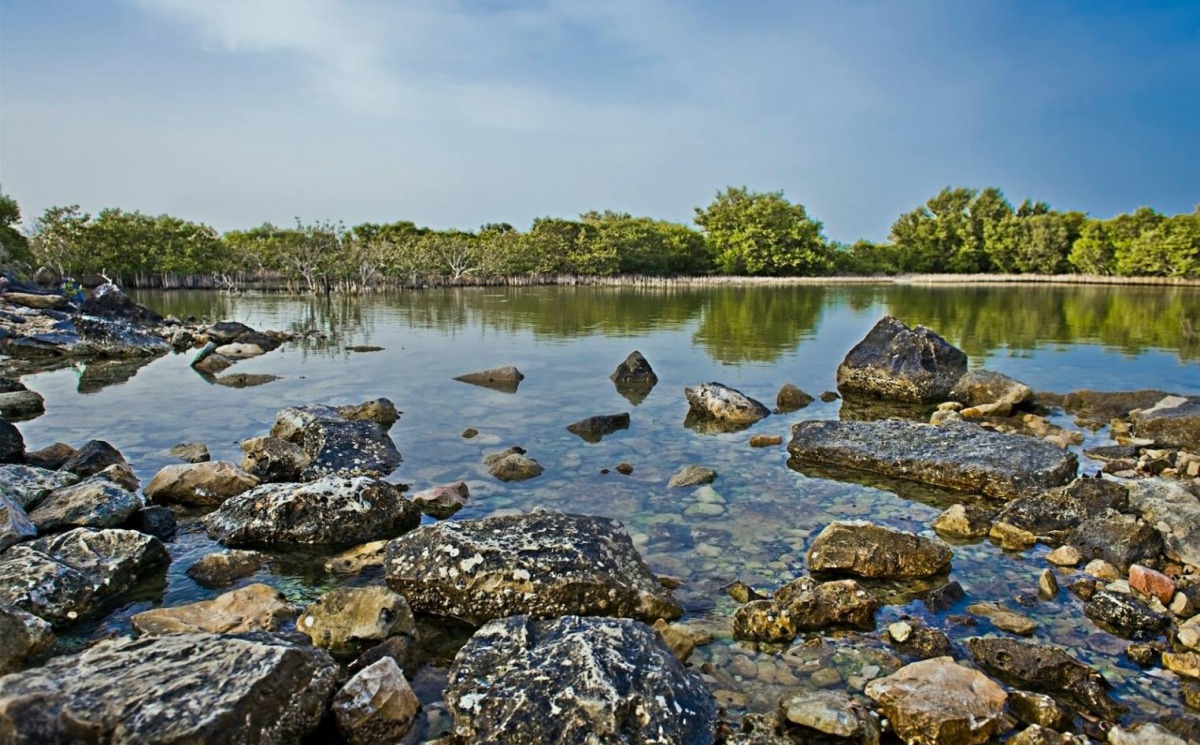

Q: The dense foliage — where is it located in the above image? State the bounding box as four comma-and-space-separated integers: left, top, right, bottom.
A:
1, 185, 1196, 290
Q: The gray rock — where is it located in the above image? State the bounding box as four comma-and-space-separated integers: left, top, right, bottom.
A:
333, 657, 420, 745
483, 446, 544, 482
836, 316, 968, 403
269, 403, 401, 480
168, 442, 211, 463
79, 283, 163, 325
0, 494, 36, 552
298, 586, 416, 653
0, 389, 44, 419
384, 511, 682, 625
668, 464, 718, 488
0, 603, 54, 674
27, 475, 142, 532
1127, 478, 1200, 569
1084, 590, 1169, 638
0, 313, 170, 358
684, 382, 770, 425
336, 398, 400, 430
1043, 389, 1171, 421
0, 465, 76, 509
0, 421, 24, 464
0, 632, 340, 744
144, 461, 260, 510
566, 413, 630, 443
446, 614, 716, 745
453, 365, 524, 393
776, 576, 879, 631
865, 657, 1011, 745
1131, 395, 1200, 450
59, 439, 125, 479
807, 521, 952, 578
995, 477, 1129, 542
410, 481, 469, 520
610, 351, 658, 387
240, 435, 311, 482
949, 369, 1033, 409
788, 420, 1078, 500
776, 383, 814, 412
203, 476, 421, 547
1069, 511, 1163, 572
128, 505, 177, 540
780, 689, 880, 742
186, 549, 267, 588
931, 503, 995, 539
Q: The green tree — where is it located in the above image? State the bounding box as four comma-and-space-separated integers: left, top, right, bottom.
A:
28, 205, 92, 278
0, 190, 30, 266
694, 187, 831, 276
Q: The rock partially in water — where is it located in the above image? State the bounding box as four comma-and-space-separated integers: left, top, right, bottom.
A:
931, 504, 995, 540
788, 420, 1078, 500
684, 382, 770, 425
1083, 590, 1169, 638
836, 316, 968, 404
807, 521, 952, 578
775, 383, 814, 412
1127, 478, 1200, 570
566, 412, 630, 443
23, 442, 75, 471
0, 494, 36, 552
949, 369, 1034, 409
966, 602, 1038, 636
0, 632, 341, 744
384, 511, 682, 625
336, 398, 400, 430
669, 464, 718, 488
1042, 389, 1172, 422
0, 311, 171, 358
0, 527, 169, 627
995, 477, 1129, 543
865, 656, 1011, 745
204, 476, 420, 548
482, 446, 544, 482
734, 577, 880, 642
27, 476, 142, 533
59, 439, 126, 479
1008, 690, 1075, 731
144, 461, 260, 510
0, 387, 44, 420
610, 350, 658, 388
131, 583, 295, 636
0, 604, 54, 674
1131, 395, 1200, 451
410, 482, 469, 520
128, 505, 176, 540
453, 365, 524, 394
333, 656, 421, 745
779, 689, 880, 743
0, 465, 75, 509
168, 442, 211, 463
325, 540, 389, 576
1108, 723, 1191, 745
270, 403, 401, 480
79, 283, 163, 326
0, 421, 25, 464
446, 614, 716, 745
186, 549, 267, 588
1068, 511, 1163, 572
299, 586, 416, 654
240, 435, 311, 483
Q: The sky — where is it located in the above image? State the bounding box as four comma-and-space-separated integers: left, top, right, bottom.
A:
1, 0, 1197, 243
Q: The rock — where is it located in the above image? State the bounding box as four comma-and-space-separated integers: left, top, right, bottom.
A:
1131, 396, 1200, 451
98, 462, 139, 492
922, 580, 966, 612
0, 389, 44, 419
610, 351, 658, 387
0, 464, 77, 509
888, 622, 955, 660
240, 435, 311, 482
0, 632, 340, 743
780, 689, 880, 742
0, 494, 36, 551
214, 342, 264, 358
776, 576, 880, 631
776, 384, 814, 412
269, 403, 401, 480
27, 475, 142, 532
446, 614, 716, 745
990, 521, 1038, 551
128, 505, 177, 540
821, 390, 840, 402
384, 511, 682, 624
1083, 559, 1123, 582
80, 283, 163, 325
410, 482, 469, 520
0, 312, 170, 358
205, 476, 419, 547
1048, 389, 1173, 421
668, 464, 717, 488
333, 656, 420, 745
325, 540, 389, 576
1083, 590, 1169, 637
836, 316, 968, 403
749, 434, 783, 447
1009, 725, 1080, 745
1008, 690, 1074, 731
299, 586, 416, 653
967, 602, 1039, 635
1163, 652, 1200, 679
1130, 564, 1175, 604
144, 461, 260, 510
1069, 511, 1163, 572
3, 290, 67, 310
336, 398, 401, 430
995, 477, 1129, 542
59, 439, 125, 478
652, 619, 699, 662
453, 365, 524, 393
966, 636, 1124, 720
732, 600, 798, 643
206, 320, 254, 343
684, 382, 770, 424
616, 462, 634, 475
1109, 723, 1191, 745
1086, 444, 1141, 462
865, 657, 1010, 745
807, 521, 952, 578
186, 549, 267, 588
131, 583, 294, 636
566, 413, 630, 443
210, 373, 281, 388
482, 446, 544, 482
932, 504, 994, 539
960, 401, 1014, 417
1039, 570, 1059, 599
0, 604, 54, 674
788, 420, 1078, 501
0, 527, 169, 626
168, 442, 211, 463
23, 442, 75, 470
1046, 545, 1083, 566
0, 421, 24, 464
950, 369, 1034, 409
1127, 479, 1200, 569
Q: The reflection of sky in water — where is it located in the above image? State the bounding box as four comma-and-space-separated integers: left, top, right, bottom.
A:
11, 284, 1200, 723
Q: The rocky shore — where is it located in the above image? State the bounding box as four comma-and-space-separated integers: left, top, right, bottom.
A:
2, 287, 1200, 744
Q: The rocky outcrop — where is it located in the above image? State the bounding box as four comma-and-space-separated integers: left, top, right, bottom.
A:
0, 604, 54, 674
836, 316, 968, 403
26, 475, 142, 532
240, 436, 310, 482
865, 657, 1010, 745
0, 309, 171, 358
1130, 395, 1200, 450
144, 461, 260, 510
298, 586, 416, 653
384, 511, 682, 624
788, 420, 1078, 500
130, 583, 295, 635
410, 481, 469, 519
684, 382, 770, 425
483, 446, 544, 482
446, 614, 716, 745
453, 365, 524, 393
807, 521, 952, 578
0, 632, 341, 744
333, 657, 420, 745
566, 413, 630, 443
1127, 478, 1200, 569
269, 404, 401, 480
203, 476, 420, 547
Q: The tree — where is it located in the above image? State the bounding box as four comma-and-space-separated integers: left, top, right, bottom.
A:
28, 205, 91, 278
0, 190, 30, 266
694, 187, 831, 276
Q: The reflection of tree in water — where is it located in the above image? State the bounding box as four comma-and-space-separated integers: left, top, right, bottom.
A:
285, 296, 375, 358
692, 286, 829, 364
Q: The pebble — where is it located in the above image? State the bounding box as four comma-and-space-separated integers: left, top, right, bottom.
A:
1083, 559, 1122, 582
1046, 545, 1082, 566
887, 621, 912, 643
1038, 569, 1059, 599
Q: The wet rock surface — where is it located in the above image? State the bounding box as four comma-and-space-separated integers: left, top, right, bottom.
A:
59, 439, 126, 478
333, 656, 421, 745
269, 403, 402, 480
610, 350, 658, 403
807, 521, 953, 578
240, 435, 311, 482
410, 481, 469, 519
836, 316, 968, 403
0, 604, 54, 674
1083, 590, 1169, 637
0, 421, 24, 464
26, 475, 142, 532
1127, 478, 1200, 568
482, 446, 544, 481
996, 477, 1129, 541
185, 549, 267, 587
0, 494, 36, 552
779, 689, 880, 742
669, 463, 718, 488
298, 585, 416, 653
453, 365, 524, 393
0, 464, 77, 508
1069, 511, 1164, 572
775, 383, 814, 412
949, 369, 1034, 410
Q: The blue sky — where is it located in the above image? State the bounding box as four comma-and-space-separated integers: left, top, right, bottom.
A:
1, 0, 1197, 242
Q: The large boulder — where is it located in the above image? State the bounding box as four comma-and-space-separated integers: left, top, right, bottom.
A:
806, 521, 952, 578
0, 632, 341, 744
26, 476, 142, 532
949, 369, 1033, 411
995, 477, 1129, 542
0, 528, 169, 626
865, 657, 1010, 745
1127, 478, 1200, 569
684, 382, 770, 425
130, 583, 295, 636
788, 420, 1078, 501
0, 421, 24, 464
384, 511, 682, 624
0, 465, 77, 509
0, 604, 54, 674
298, 586, 416, 653
836, 316, 968, 403
1068, 511, 1164, 572
1130, 395, 1200, 450
144, 461, 260, 510
203, 476, 420, 547
333, 657, 420, 745
269, 404, 401, 480
0, 494, 36, 552
446, 614, 716, 745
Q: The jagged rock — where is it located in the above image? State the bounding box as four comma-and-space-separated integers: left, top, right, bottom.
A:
384, 511, 682, 624
776, 576, 879, 631
807, 521, 952, 578
610, 351, 658, 388
299, 586, 416, 653
336, 398, 400, 430
1008, 690, 1075, 731
325, 540, 389, 576
410, 482, 469, 519
446, 614, 716, 745
0, 632, 340, 743
684, 382, 770, 424
0, 464, 76, 509
931, 504, 994, 539
1131, 396, 1200, 451
668, 464, 717, 488
566, 413, 630, 443
482, 446, 544, 482
1039, 570, 1059, 599
888, 622, 954, 660
0, 527, 169, 626
269, 404, 401, 480
0, 389, 44, 419
0, 494, 36, 551
0, 421, 25, 464
128, 505, 177, 540
836, 316, 968, 403
23, 442, 75, 470
0, 604, 54, 674
1084, 590, 1169, 637
144, 461, 260, 510
240, 435, 311, 482
788, 420, 1078, 501
79, 283, 163, 325
168, 442, 210, 463
453, 366, 524, 394
0, 312, 170, 358
59, 439, 125, 478
333, 657, 420, 745
27, 475, 142, 532
1069, 511, 1163, 572
1127, 479, 1200, 569
990, 521, 1037, 551
995, 477, 1129, 543
97, 462, 139, 492
732, 600, 798, 643
966, 636, 1124, 720
204, 476, 420, 547
779, 689, 880, 743
865, 657, 1010, 745
776, 384, 814, 412
131, 583, 294, 636
186, 549, 267, 588
949, 369, 1033, 409
652, 619, 700, 663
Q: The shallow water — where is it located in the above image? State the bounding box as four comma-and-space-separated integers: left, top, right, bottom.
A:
9, 283, 1200, 731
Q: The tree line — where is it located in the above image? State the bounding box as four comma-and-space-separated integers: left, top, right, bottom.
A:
0, 185, 1196, 291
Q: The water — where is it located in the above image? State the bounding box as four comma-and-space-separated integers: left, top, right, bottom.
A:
9, 283, 1200, 729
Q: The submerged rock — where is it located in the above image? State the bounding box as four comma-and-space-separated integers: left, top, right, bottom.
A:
144, 461, 260, 510
788, 420, 1078, 500
482, 446, 544, 482
453, 365, 524, 394
298, 586, 416, 654
668, 464, 717, 488
410, 481, 469, 519
446, 614, 716, 745
684, 382, 770, 425
270, 403, 401, 480
333, 657, 421, 745
806, 521, 952, 578
1131, 395, 1200, 451
865, 657, 1010, 745
931, 503, 995, 540
384, 511, 682, 624
130, 583, 294, 636
0, 632, 341, 744
836, 316, 968, 403
566, 412, 630, 443
186, 549, 267, 588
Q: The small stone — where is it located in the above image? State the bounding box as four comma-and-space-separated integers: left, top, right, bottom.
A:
820, 391, 840, 402
888, 621, 913, 643
810, 667, 843, 689
324, 540, 389, 576
932, 504, 993, 540
300, 586, 416, 653
1126, 644, 1157, 666
1068, 577, 1097, 600
1038, 569, 1059, 599
1046, 545, 1083, 567
410, 482, 469, 520
1173, 592, 1196, 618
1084, 559, 1123, 582
1129, 564, 1175, 605
653, 619, 697, 663
615, 462, 633, 475
749, 435, 783, 448
991, 521, 1037, 551
461, 428, 478, 439
668, 464, 717, 488
967, 602, 1039, 636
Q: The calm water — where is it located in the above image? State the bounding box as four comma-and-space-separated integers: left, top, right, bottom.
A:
10, 283, 1200, 728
